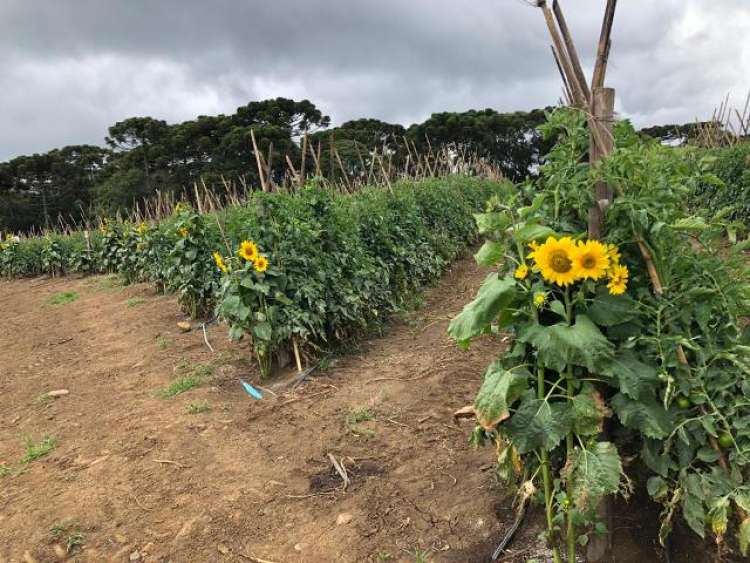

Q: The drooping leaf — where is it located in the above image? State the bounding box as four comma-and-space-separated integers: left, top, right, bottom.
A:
474, 240, 505, 267
708, 497, 729, 540
683, 492, 706, 539
601, 349, 659, 400
738, 518, 750, 556
473, 362, 530, 430
506, 395, 572, 454
642, 438, 670, 477
519, 315, 614, 373
647, 476, 668, 500
565, 441, 622, 511
514, 223, 556, 244
448, 274, 518, 348
612, 393, 674, 439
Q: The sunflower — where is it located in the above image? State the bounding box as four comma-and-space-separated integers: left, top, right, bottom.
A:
178, 227, 189, 238
254, 255, 269, 273
533, 292, 546, 308
238, 240, 258, 262
514, 263, 529, 280
573, 240, 610, 280
529, 236, 580, 286
607, 264, 629, 295
213, 251, 228, 273
605, 244, 621, 268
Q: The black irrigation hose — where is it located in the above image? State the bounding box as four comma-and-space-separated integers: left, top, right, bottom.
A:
491, 500, 529, 561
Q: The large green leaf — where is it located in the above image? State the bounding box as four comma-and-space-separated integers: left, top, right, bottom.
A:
474, 240, 505, 267
601, 349, 659, 400
474, 211, 512, 235
519, 315, 614, 373
506, 395, 572, 454
448, 274, 518, 348
612, 393, 674, 439
513, 223, 556, 244
565, 441, 622, 511
473, 362, 529, 430
738, 518, 750, 556
586, 290, 638, 327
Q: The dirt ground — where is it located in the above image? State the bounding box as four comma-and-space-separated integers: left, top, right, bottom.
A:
0, 257, 717, 562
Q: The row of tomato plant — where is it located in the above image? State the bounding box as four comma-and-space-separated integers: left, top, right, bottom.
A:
451, 108, 750, 559
1, 177, 505, 373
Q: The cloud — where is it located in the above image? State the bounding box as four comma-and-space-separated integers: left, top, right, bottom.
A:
0, 0, 748, 160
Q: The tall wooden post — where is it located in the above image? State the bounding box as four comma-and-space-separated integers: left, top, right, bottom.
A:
587, 87, 615, 241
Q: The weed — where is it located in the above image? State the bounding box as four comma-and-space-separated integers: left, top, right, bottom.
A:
21, 435, 56, 464
94, 275, 123, 291
346, 407, 375, 437
185, 401, 211, 414
126, 297, 145, 307
50, 520, 84, 553
374, 552, 393, 562
156, 335, 169, 350
66, 533, 85, 552
157, 376, 201, 398
192, 363, 215, 378
48, 291, 79, 306
0, 464, 13, 477
36, 392, 52, 404
406, 548, 431, 563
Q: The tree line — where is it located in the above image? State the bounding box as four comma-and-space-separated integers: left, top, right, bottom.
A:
1, 96, 685, 233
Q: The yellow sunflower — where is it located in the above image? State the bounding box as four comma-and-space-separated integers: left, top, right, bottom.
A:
529, 236, 580, 286
607, 264, 629, 295
573, 240, 610, 280
213, 251, 228, 273
178, 227, 189, 238
254, 255, 269, 273
514, 263, 529, 280
238, 240, 258, 262
533, 292, 546, 308
605, 243, 621, 268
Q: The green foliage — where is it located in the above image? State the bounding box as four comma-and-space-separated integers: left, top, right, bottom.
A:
565, 441, 622, 511
157, 375, 202, 398
48, 291, 79, 306
21, 435, 56, 464
473, 362, 529, 430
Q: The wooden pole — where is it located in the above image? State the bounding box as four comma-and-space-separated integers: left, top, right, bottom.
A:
250, 129, 267, 192
591, 0, 618, 90
587, 87, 615, 241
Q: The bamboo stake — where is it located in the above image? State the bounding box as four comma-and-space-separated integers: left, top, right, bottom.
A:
250, 129, 267, 192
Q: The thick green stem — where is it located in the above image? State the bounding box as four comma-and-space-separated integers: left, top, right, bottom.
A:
538, 365, 563, 563
566, 365, 576, 562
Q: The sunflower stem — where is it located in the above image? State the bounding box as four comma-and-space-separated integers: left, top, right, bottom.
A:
538, 365, 563, 563
563, 287, 577, 562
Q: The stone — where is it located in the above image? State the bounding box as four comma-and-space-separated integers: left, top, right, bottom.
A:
177, 322, 192, 332
47, 389, 69, 398
294, 543, 303, 552
129, 551, 141, 561
336, 512, 353, 526
217, 544, 229, 555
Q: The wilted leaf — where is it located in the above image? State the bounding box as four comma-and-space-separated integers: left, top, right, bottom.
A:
647, 476, 668, 500
473, 362, 529, 430
572, 389, 610, 436
506, 395, 572, 454
738, 518, 750, 556
612, 393, 674, 439
565, 441, 622, 511
448, 274, 518, 348
708, 497, 729, 541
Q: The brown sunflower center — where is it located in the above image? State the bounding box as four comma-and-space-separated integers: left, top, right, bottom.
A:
581, 254, 597, 269
550, 250, 572, 273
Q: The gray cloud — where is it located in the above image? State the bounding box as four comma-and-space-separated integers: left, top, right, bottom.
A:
1, 0, 748, 160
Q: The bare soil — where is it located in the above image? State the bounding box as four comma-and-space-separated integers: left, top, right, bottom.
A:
0, 258, 725, 562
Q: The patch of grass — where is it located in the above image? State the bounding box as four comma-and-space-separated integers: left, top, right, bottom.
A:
157, 376, 201, 399
373, 552, 393, 562
346, 407, 375, 437
407, 548, 432, 563
0, 464, 14, 477
156, 335, 169, 350
93, 274, 123, 292
126, 297, 145, 308
36, 392, 52, 404
192, 363, 215, 378
185, 401, 211, 414
66, 533, 85, 552
50, 520, 84, 553
48, 291, 79, 306
21, 435, 56, 464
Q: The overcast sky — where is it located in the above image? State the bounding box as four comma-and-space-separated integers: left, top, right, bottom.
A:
1, 0, 748, 161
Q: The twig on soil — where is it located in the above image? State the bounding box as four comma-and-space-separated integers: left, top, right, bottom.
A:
284, 490, 337, 499
384, 417, 411, 429
201, 323, 214, 353
238, 553, 280, 563
152, 459, 188, 469
327, 452, 350, 489
365, 369, 432, 385
131, 494, 153, 511
274, 389, 334, 409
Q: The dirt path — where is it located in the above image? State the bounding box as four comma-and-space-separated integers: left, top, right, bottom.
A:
0, 258, 532, 562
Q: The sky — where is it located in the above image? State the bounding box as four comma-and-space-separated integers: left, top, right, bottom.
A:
1, 0, 748, 161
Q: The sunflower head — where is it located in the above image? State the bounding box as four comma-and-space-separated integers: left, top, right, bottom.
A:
530, 236, 580, 286
238, 240, 258, 262
607, 264, 629, 295
213, 251, 228, 273
605, 244, 621, 268
178, 227, 189, 238
574, 240, 610, 280
254, 255, 269, 273
533, 292, 546, 308
514, 263, 529, 280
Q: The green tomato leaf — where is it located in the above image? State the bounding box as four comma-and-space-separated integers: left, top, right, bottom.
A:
612, 393, 674, 439
448, 274, 518, 348
647, 476, 668, 500
506, 395, 572, 454
473, 362, 530, 430
601, 349, 659, 400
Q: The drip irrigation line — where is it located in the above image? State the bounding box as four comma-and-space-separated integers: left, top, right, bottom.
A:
491, 499, 529, 561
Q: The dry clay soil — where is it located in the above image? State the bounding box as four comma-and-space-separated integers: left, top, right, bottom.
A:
0, 257, 682, 562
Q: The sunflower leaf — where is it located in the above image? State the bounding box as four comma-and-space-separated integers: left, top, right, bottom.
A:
612, 393, 674, 439
474, 240, 506, 267
473, 362, 530, 430
506, 394, 572, 454
572, 388, 610, 436
448, 274, 518, 348
587, 289, 637, 327
601, 349, 659, 400
565, 441, 622, 511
